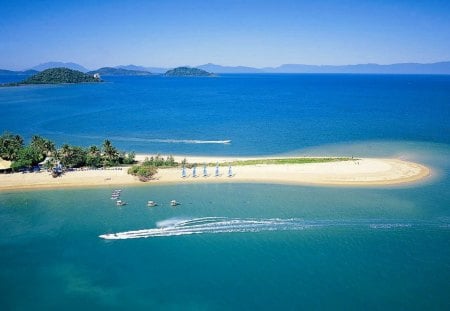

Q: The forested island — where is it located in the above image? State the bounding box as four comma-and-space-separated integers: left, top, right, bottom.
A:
1, 68, 101, 86
164, 66, 214, 77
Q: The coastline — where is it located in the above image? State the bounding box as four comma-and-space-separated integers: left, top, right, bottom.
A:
0, 155, 430, 191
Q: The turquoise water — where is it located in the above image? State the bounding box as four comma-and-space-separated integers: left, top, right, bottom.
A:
1, 75, 450, 309
0, 142, 449, 310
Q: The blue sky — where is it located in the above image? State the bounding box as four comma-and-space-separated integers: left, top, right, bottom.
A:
1, 0, 449, 70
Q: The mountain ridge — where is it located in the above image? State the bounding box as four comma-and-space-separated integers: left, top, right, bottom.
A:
87, 67, 152, 76
31, 62, 89, 73
4, 61, 448, 75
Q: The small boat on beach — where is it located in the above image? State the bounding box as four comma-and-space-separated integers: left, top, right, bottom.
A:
147, 200, 157, 207
170, 200, 180, 206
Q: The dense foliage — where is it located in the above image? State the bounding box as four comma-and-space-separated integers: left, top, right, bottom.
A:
164, 67, 213, 77
19, 67, 101, 84
127, 164, 158, 182
0, 132, 135, 171
0, 132, 24, 160
128, 155, 178, 182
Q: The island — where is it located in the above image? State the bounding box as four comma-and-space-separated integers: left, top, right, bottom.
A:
1, 67, 101, 86
87, 67, 152, 76
164, 66, 214, 77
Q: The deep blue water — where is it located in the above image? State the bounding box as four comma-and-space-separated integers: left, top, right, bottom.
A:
1, 75, 449, 310
1, 74, 449, 155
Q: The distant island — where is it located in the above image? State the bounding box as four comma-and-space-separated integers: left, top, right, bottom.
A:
164, 67, 214, 77
87, 67, 152, 76
0, 69, 38, 76
2, 68, 101, 86
2, 61, 450, 78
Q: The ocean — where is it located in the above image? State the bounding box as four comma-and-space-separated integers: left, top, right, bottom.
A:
0, 74, 449, 310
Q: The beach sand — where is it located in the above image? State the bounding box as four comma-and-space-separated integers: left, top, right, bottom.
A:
0, 155, 430, 191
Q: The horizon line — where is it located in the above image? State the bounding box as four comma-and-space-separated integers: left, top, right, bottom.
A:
1, 60, 450, 72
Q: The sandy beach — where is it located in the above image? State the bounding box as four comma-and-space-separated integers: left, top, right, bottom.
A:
0, 155, 430, 191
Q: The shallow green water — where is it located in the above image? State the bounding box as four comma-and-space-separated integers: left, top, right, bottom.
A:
1, 142, 449, 310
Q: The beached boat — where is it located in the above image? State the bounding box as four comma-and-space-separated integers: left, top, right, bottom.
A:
170, 200, 179, 206
147, 200, 157, 207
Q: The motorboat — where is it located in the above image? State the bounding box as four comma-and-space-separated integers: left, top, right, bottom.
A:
116, 200, 127, 206
170, 200, 179, 206
147, 200, 157, 207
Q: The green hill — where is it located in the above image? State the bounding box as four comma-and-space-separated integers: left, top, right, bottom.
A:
18, 68, 101, 85
164, 67, 213, 77
87, 67, 152, 76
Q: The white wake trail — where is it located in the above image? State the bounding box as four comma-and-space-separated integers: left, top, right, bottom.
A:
99, 217, 448, 240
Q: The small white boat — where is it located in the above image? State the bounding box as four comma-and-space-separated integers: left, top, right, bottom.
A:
147, 200, 157, 207
170, 200, 179, 206
116, 200, 127, 206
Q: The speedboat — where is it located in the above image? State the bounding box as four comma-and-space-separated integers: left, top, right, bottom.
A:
147, 200, 157, 207
170, 200, 179, 206
116, 200, 127, 206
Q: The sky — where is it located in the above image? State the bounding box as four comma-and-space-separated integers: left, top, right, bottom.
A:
1, 0, 449, 70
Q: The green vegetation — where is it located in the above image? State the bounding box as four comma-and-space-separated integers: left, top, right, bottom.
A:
216, 157, 354, 166
143, 154, 176, 167
164, 67, 213, 77
127, 165, 158, 182
0, 132, 24, 160
128, 155, 178, 182
87, 67, 152, 76
2, 68, 101, 86
0, 132, 135, 172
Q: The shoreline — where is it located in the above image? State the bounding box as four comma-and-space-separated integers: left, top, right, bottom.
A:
0, 156, 431, 192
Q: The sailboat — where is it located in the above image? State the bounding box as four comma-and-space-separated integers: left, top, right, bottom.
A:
192, 165, 197, 178
203, 163, 208, 177
181, 165, 186, 178
228, 165, 233, 177
215, 162, 219, 177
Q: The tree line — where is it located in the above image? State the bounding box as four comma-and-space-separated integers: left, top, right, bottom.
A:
0, 132, 135, 171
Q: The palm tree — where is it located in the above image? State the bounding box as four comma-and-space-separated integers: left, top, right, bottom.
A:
102, 140, 119, 166
0, 132, 24, 160
59, 144, 71, 167
86, 145, 101, 167
30, 135, 55, 160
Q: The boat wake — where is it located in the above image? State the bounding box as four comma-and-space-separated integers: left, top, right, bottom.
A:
43, 132, 231, 145
99, 217, 449, 240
